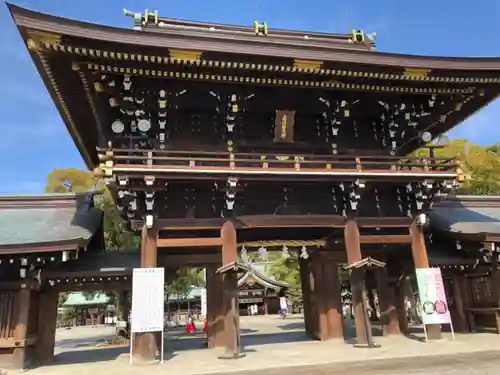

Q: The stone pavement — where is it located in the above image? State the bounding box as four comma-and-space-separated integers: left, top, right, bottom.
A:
22, 315, 500, 375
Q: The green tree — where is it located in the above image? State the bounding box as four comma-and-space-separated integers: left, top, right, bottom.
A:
166, 268, 204, 311
45, 168, 99, 193
45, 168, 137, 251
414, 138, 500, 196
269, 254, 302, 308
58, 292, 69, 307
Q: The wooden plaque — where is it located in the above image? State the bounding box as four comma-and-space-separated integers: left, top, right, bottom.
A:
274, 110, 296, 143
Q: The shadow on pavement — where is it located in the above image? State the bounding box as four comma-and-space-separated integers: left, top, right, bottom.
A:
52, 346, 129, 366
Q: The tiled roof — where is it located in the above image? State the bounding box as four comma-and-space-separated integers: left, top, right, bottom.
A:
62, 292, 111, 306
0, 192, 102, 247
46, 252, 140, 276
237, 260, 291, 290
430, 195, 500, 236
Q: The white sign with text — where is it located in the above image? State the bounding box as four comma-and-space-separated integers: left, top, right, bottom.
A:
131, 267, 165, 333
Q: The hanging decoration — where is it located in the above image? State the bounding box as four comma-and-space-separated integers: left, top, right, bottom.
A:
258, 246, 268, 261
281, 245, 290, 260
240, 245, 250, 264
299, 246, 309, 260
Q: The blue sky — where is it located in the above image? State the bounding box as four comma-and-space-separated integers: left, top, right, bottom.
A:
1, 0, 500, 194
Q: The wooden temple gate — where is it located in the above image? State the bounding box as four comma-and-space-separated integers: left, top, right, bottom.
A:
0, 196, 498, 370
7, 3, 500, 368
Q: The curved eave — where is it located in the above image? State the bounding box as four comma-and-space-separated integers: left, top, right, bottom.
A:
399, 91, 499, 155
8, 4, 500, 71
9, 25, 95, 168
0, 238, 83, 255
238, 270, 292, 291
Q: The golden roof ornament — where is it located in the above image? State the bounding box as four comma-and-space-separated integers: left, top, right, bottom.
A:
254, 21, 268, 36
124, 8, 158, 28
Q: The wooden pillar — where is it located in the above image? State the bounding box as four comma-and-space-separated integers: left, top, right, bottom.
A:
221, 221, 239, 354
318, 253, 344, 340
35, 290, 58, 364
344, 219, 369, 345
451, 274, 469, 332
375, 268, 401, 335
409, 222, 441, 339
491, 251, 500, 307
299, 258, 313, 336
134, 225, 159, 361
395, 275, 409, 334
12, 287, 31, 370
311, 253, 325, 339
206, 263, 225, 348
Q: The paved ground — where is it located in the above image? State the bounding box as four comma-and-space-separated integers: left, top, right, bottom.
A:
208, 351, 500, 375
21, 315, 500, 375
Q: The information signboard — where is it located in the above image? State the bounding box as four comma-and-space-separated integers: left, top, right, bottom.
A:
131, 267, 165, 333
415, 267, 451, 325
415, 267, 455, 341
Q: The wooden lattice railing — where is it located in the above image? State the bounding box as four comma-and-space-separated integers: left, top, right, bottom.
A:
96, 147, 458, 179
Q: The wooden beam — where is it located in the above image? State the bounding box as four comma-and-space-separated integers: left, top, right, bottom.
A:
357, 217, 413, 228
0, 336, 37, 348
157, 237, 222, 248
359, 234, 412, 244
153, 215, 413, 231
0, 280, 40, 291
52, 282, 131, 293
161, 254, 221, 266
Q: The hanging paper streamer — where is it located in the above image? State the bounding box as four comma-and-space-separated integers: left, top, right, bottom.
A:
258, 246, 268, 261
281, 245, 290, 260
240, 245, 250, 264
299, 246, 309, 259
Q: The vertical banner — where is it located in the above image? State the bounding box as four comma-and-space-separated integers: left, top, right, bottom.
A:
131, 268, 165, 333
201, 288, 207, 317
415, 268, 452, 325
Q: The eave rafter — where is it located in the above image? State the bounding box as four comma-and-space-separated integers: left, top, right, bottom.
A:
30, 39, 500, 85
23, 29, 95, 168
82, 62, 478, 96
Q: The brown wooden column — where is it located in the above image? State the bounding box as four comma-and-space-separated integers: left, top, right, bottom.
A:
206, 263, 225, 348
134, 225, 159, 361
451, 274, 468, 332
344, 219, 368, 345
375, 268, 400, 335
490, 250, 500, 307
318, 252, 344, 340
409, 222, 441, 339
221, 221, 239, 354
395, 275, 409, 334
299, 257, 313, 336
35, 289, 58, 364
12, 287, 31, 370
311, 253, 324, 339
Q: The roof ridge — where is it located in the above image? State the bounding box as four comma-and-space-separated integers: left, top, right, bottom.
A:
123, 8, 375, 50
